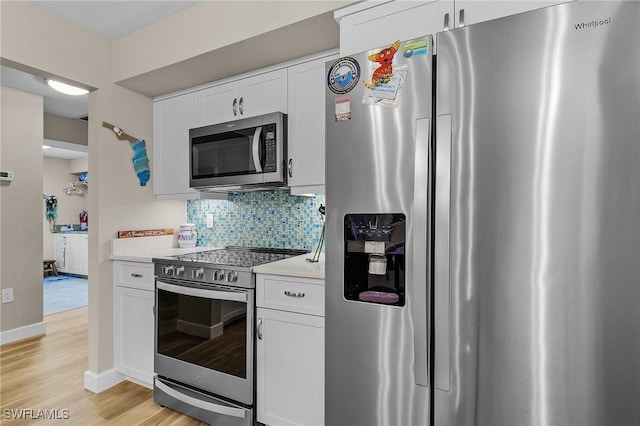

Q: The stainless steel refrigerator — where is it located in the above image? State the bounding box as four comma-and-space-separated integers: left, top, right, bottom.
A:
325, 2, 640, 425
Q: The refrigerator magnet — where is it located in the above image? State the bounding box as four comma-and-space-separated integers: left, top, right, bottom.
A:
402, 39, 430, 58
327, 57, 360, 95
335, 96, 352, 121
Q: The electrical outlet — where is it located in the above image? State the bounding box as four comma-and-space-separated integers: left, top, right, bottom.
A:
2, 288, 14, 303
206, 213, 214, 229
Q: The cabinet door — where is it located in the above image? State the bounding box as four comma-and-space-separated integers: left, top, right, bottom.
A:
238, 68, 288, 118
53, 236, 66, 272
287, 56, 336, 194
153, 92, 199, 198
198, 81, 239, 126
65, 235, 88, 275
337, 0, 454, 56
256, 308, 324, 426
455, 0, 576, 27
114, 286, 155, 388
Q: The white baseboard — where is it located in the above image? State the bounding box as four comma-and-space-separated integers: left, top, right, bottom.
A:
0, 321, 46, 345
84, 369, 125, 393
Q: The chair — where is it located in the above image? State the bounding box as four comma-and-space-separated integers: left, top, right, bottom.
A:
43, 260, 58, 277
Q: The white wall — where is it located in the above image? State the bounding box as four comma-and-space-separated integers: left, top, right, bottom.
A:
112, 1, 351, 84
0, 86, 44, 335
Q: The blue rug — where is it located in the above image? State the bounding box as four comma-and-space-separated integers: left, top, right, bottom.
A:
43, 275, 88, 315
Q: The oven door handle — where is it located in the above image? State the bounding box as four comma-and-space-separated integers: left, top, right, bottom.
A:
157, 281, 248, 303
155, 379, 247, 419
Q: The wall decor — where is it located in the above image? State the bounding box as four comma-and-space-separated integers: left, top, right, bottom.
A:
43, 194, 57, 232
102, 121, 150, 186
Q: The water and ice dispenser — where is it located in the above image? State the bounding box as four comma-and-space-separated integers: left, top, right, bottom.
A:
343, 214, 405, 306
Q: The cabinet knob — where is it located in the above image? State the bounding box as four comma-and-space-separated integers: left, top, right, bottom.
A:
239, 97, 244, 115
233, 98, 238, 116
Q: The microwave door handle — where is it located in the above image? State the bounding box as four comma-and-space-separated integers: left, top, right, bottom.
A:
252, 126, 263, 173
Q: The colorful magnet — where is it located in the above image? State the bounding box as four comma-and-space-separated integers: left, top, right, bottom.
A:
363, 40, 401, 89
402, 39, 430, 58
334, 96, 352, 121
328, 57, 360, 95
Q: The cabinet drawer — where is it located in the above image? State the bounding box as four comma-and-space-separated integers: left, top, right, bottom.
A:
114, 261, 154, 291
257, 275, 324, 316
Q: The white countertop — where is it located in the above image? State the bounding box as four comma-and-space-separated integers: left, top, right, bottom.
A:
253, 253, 325, 280
110, 235, 216, 263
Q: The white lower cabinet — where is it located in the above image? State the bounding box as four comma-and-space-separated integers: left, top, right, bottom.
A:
113, 261, 155, 388
256, 274, 325, 426
53, 233, 88, 275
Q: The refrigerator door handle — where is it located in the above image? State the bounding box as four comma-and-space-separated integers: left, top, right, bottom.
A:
413, 117, 430, 388
434, 114, 452, 392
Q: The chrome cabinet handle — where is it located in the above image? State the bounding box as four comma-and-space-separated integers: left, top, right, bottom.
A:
444, 12, 450, 31
257, 318, 263, 340
284, 291, 305, 298
232, 98, 238, 116
239, 97, 244, 115
459, 8, 465, 27
131, 273, 143, 278
288, 158, 293, 178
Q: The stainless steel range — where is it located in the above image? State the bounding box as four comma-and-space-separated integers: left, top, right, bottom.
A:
152, 246, 307, 426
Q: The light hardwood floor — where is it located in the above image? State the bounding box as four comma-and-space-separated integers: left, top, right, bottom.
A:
0, 307, 207, 425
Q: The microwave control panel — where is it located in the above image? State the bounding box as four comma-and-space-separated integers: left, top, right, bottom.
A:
264, 123, 277, 172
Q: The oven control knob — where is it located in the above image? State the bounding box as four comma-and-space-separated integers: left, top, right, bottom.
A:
161, 265, 174, 275
192, 267, 205, 279
213, 270, 225, 281
174, 266, 185, 277
226, 271, 238, 283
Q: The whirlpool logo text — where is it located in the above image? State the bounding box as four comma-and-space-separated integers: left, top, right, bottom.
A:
574, 17, 612, 30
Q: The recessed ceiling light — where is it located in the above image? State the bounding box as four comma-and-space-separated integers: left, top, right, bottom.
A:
46, 79, 89, 96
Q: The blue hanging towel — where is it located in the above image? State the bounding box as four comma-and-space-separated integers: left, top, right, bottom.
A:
131, 139, 150, 186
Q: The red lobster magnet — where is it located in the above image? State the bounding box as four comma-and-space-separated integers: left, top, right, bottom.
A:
364, 40, 401, 89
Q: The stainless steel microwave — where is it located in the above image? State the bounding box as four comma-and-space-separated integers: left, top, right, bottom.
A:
189, 112, 287, 191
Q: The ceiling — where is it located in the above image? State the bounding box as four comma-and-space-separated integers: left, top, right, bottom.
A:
33, 1, 200, 40
1, 1, 201, 158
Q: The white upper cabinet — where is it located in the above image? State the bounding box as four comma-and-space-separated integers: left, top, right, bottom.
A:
198, 68, 288, 127
153, 92, 199, 199
286, 53, 337, 195
335, 0, 454, 55
454, 0, 576, 27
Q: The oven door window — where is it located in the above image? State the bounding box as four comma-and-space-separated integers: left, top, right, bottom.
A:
157, 285, 248, 379
191, 128, 263, 179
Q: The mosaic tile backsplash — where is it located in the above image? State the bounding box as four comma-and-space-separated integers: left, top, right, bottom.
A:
187, 190, 325, 252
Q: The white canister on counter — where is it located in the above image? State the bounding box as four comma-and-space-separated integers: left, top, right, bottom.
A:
177, 223, 197, 248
